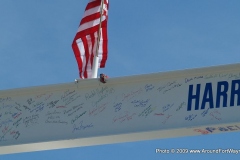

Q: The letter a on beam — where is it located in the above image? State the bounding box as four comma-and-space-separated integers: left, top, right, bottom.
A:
201, 83, 214, 109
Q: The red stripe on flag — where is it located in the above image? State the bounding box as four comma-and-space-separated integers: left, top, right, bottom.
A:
90, 33, 95, 67
80, 13, 101, 25
75, 25, 99, 38
85, 0, 101, 10
72, 41, 84, 78
101, 23, 108, 68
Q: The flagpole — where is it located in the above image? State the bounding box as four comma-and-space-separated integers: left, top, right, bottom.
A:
92, 0, 104, 78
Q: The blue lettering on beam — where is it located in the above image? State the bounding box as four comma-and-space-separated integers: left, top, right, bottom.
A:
216, 81, 228, 108
187, 79, 240, 111
201, 83, 214, 110
230, 80, 240, 106
187, 84, 200, 110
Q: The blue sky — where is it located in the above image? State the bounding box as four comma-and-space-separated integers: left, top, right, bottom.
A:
0, 0, 240, 159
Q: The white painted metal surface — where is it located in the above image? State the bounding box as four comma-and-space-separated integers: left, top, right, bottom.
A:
0, 63, 240, 154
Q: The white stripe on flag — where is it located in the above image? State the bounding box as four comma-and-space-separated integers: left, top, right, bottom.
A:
84, 6, 100, 17
98, 29, 103, 67
77, 16, 106, 32
93, 31, 98, 57
86, 35, 93, 73
83, 4, 108, 18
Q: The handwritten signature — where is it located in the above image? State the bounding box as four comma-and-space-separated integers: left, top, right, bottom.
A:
145, 84, 155, 92
72, 121, 94, 133
131, 99, 149, 107
113, 111, 136, 123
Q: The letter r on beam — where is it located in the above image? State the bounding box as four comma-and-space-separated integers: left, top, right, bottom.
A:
230, 80, 240, 106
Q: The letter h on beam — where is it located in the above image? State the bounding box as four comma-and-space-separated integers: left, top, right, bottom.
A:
187, 84, 201, 111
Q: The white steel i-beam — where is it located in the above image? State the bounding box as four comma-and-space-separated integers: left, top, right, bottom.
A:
1, 63, 240, 154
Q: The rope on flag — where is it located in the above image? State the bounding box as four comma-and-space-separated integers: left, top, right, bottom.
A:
72, 0, 109, 79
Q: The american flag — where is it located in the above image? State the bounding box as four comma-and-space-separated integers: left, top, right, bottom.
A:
72, 0, 109, 79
